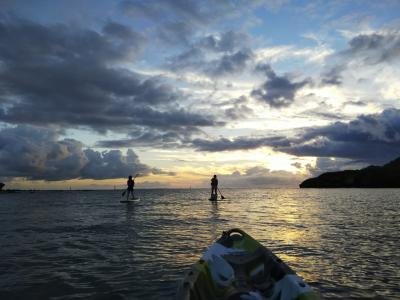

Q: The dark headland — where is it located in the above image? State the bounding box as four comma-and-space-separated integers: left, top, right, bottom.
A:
300, 157, 400, 188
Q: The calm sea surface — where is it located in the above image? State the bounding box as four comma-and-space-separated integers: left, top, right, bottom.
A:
0, 189, 399, 299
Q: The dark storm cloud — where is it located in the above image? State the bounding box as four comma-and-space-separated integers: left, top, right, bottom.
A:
306, 157, 368, 177
300, 100, 349, 121
166, 31, 253, 77
0, 18, 220, 134
167, 47, 205, 72
224, 96, 254, 120
321, 65, 344, 86
119, 0, 283, 37
306, 111, 346, 120
97, 96, 252, 147
96, 139, 138, 148
157, 21, 195, 45
0, 126, 172, 180
121, 0, 213, 24
80, 148, 150, 180
345, 31, 400, 64
210, 49, 254, 76
119, 0, 281, 59
191, 136, 289, 152
320, 28, 400, 85
120, 0, 260, 26
102, 21, 144, 44
198, 31, 250, 53
191, 109, 400, 165
163, 25, 253, 76
120, 0, 221, 45
280, 109, 400, 162
96, 127, 195, 148
344, 100, 367, 107
251, 64, 310, 108
0, 18, 145, 64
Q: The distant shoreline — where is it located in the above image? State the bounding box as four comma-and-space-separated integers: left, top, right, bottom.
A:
300, 157, 400, 188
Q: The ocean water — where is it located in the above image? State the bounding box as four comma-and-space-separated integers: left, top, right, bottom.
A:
0, 189, 399, 300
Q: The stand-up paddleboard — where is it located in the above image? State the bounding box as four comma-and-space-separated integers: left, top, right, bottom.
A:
208, 194, 218, 201
120, 197, 140, 203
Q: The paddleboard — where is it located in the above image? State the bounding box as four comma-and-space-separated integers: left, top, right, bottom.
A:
120, 197, 140, 203
209, 194, 218, 201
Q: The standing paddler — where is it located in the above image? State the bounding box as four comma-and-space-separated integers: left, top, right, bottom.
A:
126, 175, 135, 200
210, 175, 218, 200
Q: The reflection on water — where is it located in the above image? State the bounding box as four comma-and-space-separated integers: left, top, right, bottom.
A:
209, 201, 220, 241
0, 189, 399, 299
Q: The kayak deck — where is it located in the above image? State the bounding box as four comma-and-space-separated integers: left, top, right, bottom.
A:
176, 228, 319, 300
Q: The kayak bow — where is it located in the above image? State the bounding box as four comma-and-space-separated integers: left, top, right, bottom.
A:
177, 228, 319, 300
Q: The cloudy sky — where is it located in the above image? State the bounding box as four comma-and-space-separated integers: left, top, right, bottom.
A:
1, 0, 400, 189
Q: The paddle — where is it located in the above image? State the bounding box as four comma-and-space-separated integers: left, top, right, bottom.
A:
218, 187, 225, 199
121, 174, 139, 196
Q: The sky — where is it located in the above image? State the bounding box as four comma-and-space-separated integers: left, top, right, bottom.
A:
0, 0, 400, 189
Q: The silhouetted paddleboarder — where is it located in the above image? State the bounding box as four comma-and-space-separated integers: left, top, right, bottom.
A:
209, 175, 225, 201
122, 174, 138, 200
127, 175, 135, 200
210, 175, 218, 201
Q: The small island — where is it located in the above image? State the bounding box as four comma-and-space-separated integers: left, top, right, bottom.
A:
0, 183, 19, 193
300, 157, 400, 188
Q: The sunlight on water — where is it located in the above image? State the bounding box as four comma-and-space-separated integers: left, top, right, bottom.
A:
0, 189, 399, 299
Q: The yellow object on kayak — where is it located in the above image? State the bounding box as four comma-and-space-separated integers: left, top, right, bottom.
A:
176, 228, 319, 300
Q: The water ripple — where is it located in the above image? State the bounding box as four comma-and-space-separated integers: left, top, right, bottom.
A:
0, 189, 399, 299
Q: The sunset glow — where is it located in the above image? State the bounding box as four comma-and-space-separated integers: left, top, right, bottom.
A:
1, 1, 400, 189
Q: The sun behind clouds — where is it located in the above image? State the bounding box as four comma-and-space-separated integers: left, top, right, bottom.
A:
1, 1, 400, 188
